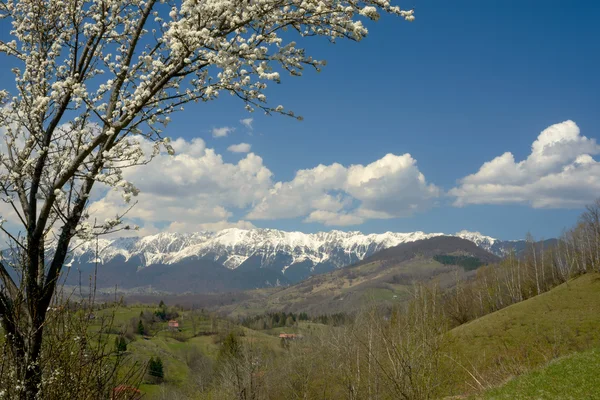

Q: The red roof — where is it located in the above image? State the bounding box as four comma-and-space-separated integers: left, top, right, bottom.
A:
279, 333, 298, 339
112, 385, 142, 399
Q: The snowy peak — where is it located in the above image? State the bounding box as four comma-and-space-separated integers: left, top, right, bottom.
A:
455, 230, 496, 248
70, 228, 509, 274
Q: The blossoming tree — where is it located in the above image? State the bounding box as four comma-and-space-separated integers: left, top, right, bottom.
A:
0, 0, 413, 397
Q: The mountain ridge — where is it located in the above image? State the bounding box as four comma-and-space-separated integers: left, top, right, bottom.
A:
63, 228, 532, 292
70, 228, 505, 271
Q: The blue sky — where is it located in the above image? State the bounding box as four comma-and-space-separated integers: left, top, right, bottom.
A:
166, 1, 599, 239
1, 0, 600, 240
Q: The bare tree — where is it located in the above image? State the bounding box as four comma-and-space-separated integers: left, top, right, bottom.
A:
352, 286, 449, 400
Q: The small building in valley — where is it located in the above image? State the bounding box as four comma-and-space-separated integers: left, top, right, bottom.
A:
168, 320, 180, 330
279, 333, 302, 340
112, 385, 142, 400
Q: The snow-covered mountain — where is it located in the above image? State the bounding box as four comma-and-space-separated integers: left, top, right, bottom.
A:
69, 228, 509, 278
60, 228, 532, 292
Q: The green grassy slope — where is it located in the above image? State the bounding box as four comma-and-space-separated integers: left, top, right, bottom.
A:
449, 273, 600, 394
480, 347, 600, 399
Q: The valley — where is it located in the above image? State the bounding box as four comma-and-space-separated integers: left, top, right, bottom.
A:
4, 207, 600, 399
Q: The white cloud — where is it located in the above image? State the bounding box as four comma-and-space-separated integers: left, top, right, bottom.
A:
87, 137, 273, 234
304, 210, 365, 226
212, 126, 235, 138
346, 154, 439, 218
240, 118, 253, 130
228, 142, 252, 153
246, 163, 348, 220
450, 120, 600, 208
246, 153, 440, 225
86, 138, 439, 232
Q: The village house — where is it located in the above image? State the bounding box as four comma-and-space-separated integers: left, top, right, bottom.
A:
279, 333, 302, 340
111, 385, 142, 400
168, 320, 180, 331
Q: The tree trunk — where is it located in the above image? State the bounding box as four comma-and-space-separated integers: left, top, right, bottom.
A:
2, 312, 44, 400
23, 325, 44, 400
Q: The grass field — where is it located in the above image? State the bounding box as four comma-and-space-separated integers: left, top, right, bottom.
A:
448, 273, 600, 395
479, 347, 600, 399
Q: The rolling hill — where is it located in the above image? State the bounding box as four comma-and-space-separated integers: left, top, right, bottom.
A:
217, 236, 501, 316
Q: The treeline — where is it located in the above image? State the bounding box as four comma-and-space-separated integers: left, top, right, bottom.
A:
311, 312, 352, 326
240, 311, 309, 330
433, 254, 484, 271
240, 311, 352, 330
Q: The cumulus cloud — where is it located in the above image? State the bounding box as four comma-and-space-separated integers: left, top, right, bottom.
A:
212, 126, 234, 138
240, 118, 253, 130
450, 120, 600, 208
228, 142, 252, 153
86, 139, 440, 232
0, 118, 440, 234
247, 153, 440, 225
87, 137, 273, 233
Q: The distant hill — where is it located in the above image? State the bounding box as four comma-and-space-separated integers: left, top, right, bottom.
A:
357, 235, 500, 267
64, 255, 290, 293
216, 236, 501, 316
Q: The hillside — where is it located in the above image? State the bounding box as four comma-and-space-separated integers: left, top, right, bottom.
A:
447, 273, 600, 395
108, 306, 285, 398
217, 236, 500, 316
356, 235, 500, 267
479, 347, 600, 399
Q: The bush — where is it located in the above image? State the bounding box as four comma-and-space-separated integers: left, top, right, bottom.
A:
115, 336, 127, 353
137, 320, 145, 336
147, 357, 164, 383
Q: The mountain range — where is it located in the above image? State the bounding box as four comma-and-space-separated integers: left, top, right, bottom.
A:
62, 228, 538, 293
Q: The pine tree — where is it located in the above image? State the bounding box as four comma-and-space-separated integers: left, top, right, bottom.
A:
154, 301, 167, 321
137, 320, 145, 336
148, 357, 164, 382
115, 336, 127, 352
